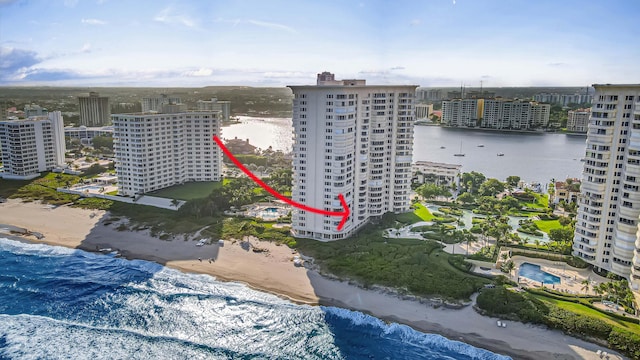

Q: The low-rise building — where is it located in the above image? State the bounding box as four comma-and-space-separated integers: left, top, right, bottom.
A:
412, 161, 461, 187
551, 179, 581, 204
64, 125, 113, 146
415, 104, 434, 119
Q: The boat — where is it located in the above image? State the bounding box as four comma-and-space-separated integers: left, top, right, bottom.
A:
440, 146, 446, 149
497, 153, 504, 157
477, 144, 485, 147
453, 141, 465, 157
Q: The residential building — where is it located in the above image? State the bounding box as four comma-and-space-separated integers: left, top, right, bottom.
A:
288, 72, 416, 241
78, 92, 110, 126
112, 109, 222, 196
567, 109, 591, 133
412, 161, 461, 187
441, 99, 481, 127
481, 99, 550, 129
415, 88, 443, 102
64, 125, 114, 146
24, 104, 48, 117
196, 98, 231, 121
572, 84, 640, 293
0, 111, 65, 179
533, 92, 592, 106
415, 104, 433, 119
224, 137, 257, 155
551, 179, 581, 204
141, 94, 182, 113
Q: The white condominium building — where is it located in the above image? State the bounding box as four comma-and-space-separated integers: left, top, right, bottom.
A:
481, 99, 550, 129
141, 94, 182, 113
288, 72, 416, 241
0, 111, 65, 179
441, 99, 480, 127
567, 109, 591, 133
573, 84, 640, 292
64, 125, 114, 146
79, 92, 110, 126
197, 98, 231, 121
112, 110, 222, 197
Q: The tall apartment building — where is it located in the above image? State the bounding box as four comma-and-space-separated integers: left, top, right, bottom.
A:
481, 99, 550, 129
197, 98, 231, 121
141, 94, 182, 113
288, 72, 416, 241
533, 92, 593, 106
573, 84, 640, 293
112, 109, 222, 196
441, 99, 481, 127
567, 109, 591, 133
79, 92, 110, 126
0, 111, 65, 179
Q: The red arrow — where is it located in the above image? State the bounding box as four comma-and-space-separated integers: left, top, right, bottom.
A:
213, 135, 350, 231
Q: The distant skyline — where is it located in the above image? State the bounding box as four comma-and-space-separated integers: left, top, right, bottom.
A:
1, 0, 639, 87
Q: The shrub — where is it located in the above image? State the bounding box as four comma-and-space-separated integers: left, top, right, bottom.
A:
608, 328, 640, 359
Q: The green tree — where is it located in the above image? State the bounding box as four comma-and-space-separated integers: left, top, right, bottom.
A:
456, 192, 475, 204
418, 183, 450, 200
549, 228, 574, 243
83, 163, 106, 176
478, 178, 506, 197
92, 135, 114, 151
558, 216, 572, 228
461, 171, 486, 195
506, 176, 520, 189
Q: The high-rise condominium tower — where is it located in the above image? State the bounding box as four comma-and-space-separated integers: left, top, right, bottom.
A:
0, 111, 65, 179
288, 72, 416, 241
112, 109, 221, 196
79, 92, 110, 126
573, 84, 640, 293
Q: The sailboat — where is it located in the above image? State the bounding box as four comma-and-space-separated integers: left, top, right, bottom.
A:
453, 141, 465, 157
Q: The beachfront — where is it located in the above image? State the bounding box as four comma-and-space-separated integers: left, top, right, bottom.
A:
0, 199, 626, 360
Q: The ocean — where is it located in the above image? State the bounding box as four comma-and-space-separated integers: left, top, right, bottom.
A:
0, 237, 509, 359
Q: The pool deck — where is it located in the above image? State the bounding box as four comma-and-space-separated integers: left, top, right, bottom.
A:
510, 256, 609, 295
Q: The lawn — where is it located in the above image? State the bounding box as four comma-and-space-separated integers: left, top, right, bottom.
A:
0, 178, 33, 198
532, 294, 640, 333
522, 193, 549, 209
149, 181, 223, 200
395, 203, 434, 224
533, 219, 563, 234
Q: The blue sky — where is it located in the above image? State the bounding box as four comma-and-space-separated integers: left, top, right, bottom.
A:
1, 0, 638, 87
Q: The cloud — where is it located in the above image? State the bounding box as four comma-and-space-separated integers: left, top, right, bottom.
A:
154, 7, 196, 27
390, 66, 405, 71
547, 62, 568, 67
81, 18, 107, 25
0, 47, 42, 79
80, 43, 92, 53
21, 68, 85, 81
64, 0, 78, 7
183, 68, 213, 77
410, 19, 421, 26
247, 20, 296, 33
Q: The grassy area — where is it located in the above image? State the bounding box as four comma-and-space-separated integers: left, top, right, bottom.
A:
6, 173, 82, 205
522, 193, 549, 209
395, 203, 434, 224
0, 178, 33, 198
295, 226, 489, 300
532, 294, 640, 333
533, 219, 563, 234
149, 181, 223, 200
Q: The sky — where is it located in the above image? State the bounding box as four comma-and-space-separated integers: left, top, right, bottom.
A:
1, 0, 639, 87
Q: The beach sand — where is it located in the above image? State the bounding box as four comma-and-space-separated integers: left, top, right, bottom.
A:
0, 199, 626, 360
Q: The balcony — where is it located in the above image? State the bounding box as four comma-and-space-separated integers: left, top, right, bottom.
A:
611, 261, 631, 277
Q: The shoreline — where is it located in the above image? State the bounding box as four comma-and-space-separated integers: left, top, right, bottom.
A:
0, 199, 625, 359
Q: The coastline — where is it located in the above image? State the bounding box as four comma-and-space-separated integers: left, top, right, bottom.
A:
0, 199, 625, 360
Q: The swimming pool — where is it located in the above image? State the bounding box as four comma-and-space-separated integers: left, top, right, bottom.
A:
75, 185, 104, 192
518, 263, 561, 285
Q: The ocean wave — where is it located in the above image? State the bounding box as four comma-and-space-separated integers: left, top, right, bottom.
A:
0, 237, 507, 359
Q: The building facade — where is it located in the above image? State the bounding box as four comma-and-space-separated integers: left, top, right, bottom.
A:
112, 110, 222, 196
567, 109, 591, 133
415, 103, 434, 119
441, 99, 480, 127
0, 111, 66, 179
196, 98, 231, 121
288, 72, 416, 241
412, 161, 461, 187
141, 94, 182, 113
481, 99, 550, 129
573, 84, 640, 293
79, 92, 110, 126
24, 104, 48, 117
64, 125, 114, 146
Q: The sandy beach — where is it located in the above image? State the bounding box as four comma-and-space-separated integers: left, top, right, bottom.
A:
0, 199, 626, 360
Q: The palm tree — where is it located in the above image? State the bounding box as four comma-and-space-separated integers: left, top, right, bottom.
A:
534, 239, 541, 249
581, 279, 591, 294
171, 198, 180, 208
